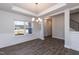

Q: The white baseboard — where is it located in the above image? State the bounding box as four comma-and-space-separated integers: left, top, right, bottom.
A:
64, 45, 71, 49
65, 45, 79, 51
52, 36, 64, 40
71, 47, 79, 51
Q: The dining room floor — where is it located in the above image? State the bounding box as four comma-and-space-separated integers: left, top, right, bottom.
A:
0, 36, 79, 55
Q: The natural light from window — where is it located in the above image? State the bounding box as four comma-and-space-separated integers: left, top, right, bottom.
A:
14, 21, 32, 35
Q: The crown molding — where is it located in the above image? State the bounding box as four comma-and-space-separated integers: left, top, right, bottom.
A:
37, 3, 67, 16
12, 4, 67, 17
70, 5, 79, 11
12, 6, 37, 16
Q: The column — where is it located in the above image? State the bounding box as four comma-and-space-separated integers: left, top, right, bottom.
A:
64, 9, 71, 49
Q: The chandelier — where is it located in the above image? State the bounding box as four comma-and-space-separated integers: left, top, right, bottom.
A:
32, 3, 42, 22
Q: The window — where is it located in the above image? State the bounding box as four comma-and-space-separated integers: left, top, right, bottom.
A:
14, 21, 24, 35
25, 22, 32, 34
14, 21, 32, 35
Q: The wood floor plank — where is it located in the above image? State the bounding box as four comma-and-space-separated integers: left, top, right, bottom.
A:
0, 37, 79, 55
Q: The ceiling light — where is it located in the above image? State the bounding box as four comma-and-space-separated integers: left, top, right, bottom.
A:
32, 3, 42, 23
32, 18, 35, 21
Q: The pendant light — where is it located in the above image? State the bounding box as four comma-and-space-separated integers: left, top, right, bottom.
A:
32, 3, 42, 22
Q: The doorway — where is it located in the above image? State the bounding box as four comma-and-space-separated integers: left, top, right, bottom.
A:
43, 16, 52, 38
43, 13, 65, 40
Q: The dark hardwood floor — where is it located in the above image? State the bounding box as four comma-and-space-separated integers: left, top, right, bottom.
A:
0, 36, 79, 55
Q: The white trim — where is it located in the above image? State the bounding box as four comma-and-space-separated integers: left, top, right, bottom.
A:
70, 5, 79, 11
12, 6, 37, 16
11, 4, 67, 17
52, 36, 64, 40
64, 45, 71, 49
38, 3, 67, 16
71, 47, 79, 51
50, 10, 64, 16
0, 38, 36, 49
64, 9, 71, 50
11, 4, 79, 17
12, 4, 66, 17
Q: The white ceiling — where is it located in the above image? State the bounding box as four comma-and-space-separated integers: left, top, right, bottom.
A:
0, 3, 79, 17
70, 8, 79, 14
14, 3, 57, 14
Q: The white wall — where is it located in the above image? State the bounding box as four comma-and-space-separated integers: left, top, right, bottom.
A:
52, 14, 64, 39
0, 10, 43, 48
0, 10, 32, 33
70, 31, 79, 51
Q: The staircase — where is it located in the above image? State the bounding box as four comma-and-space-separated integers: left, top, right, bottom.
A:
70, 19, 79, 31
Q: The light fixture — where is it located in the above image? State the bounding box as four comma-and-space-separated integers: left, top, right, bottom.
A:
32, 3, 42, 22
32, 17, 35, 21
